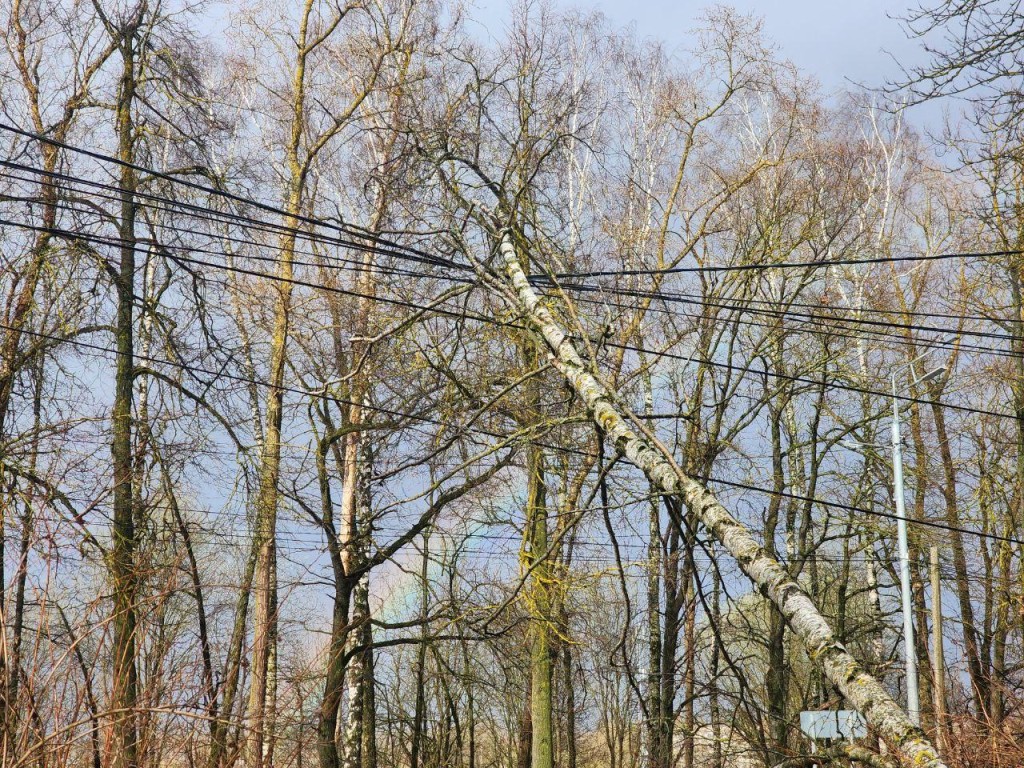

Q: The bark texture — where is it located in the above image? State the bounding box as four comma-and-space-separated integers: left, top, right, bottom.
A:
495, 229, 947, 768
109, 28, 141, 768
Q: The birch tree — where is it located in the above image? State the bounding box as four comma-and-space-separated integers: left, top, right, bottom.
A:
486, 227, 948, 768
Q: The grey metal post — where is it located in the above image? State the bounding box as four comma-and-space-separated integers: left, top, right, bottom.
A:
891, 379, 921, 725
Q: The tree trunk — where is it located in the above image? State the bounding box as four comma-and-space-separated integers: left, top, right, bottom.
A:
361, 586, 377, 768
929, 547, 948, 754
109, 31, 141, 768
657, 520, 681, 768
927, 396, 988, 717
410, 531, 429, 768
318, 577, 354, 768
710, 572, 723, 768
906, 396, 935, 728
341, 577, 367, 768
765, 399, 789, 757
247, 103, 304, 768
645, 488, 663, 768
516, 691, 532, 768
680, 553, 697, 768
495, 229, 947, 768
562, 641, 577, 768
344, 451, 374, 768
526, 447, 554, 768
209, 541, 258, 768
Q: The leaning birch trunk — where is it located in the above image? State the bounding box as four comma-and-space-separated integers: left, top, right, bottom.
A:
494, 230, 947, 768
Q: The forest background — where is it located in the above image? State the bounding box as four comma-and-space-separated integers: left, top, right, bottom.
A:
2, 1, 1023, 767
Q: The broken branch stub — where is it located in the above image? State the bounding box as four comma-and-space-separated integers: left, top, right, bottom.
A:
494, 229, 946, 768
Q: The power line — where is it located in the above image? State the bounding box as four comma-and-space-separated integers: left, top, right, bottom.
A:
0, 122, 473, 273
0, 216, 490, 324
3, 210, 1019, 423
704, 476, 1024, 548
0, 166, 466, 285
5, 158, 1022, 362
533, 246, 1024, 279
637, 286, 1004, 325
548, 278, 1017, 346
551, 284, 1019, 362
7, 320, 1022, 550
7, 122, 1022, 288
11, 154, 1008, 333
0, 160, 466, 274
604, 339, 1017, 423
7, 158, 1017, 353
10, 181, 1016, 364
0, 181, 472, 295
6, 185, 1018, 367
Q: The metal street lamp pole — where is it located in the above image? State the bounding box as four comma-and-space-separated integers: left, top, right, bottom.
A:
889, 359, 945, 728
890, 378, 920, 726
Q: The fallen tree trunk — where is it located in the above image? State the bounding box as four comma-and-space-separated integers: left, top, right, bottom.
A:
491, 229, 946, 768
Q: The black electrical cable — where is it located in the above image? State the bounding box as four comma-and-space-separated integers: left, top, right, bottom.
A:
703, 475, 1024, 548
544, 277, 1017, 345
3, 213, 1019, 422
603, 339, 1015, 421
0, 122, 474, 272
10, 185, 1012, 364
0, 216, 491, 324
0, 157, 466, 272
13, 154, 1006, 333
625, 282, 1002, 324
6, 321, 1020, 548
8, 122, 1022, 284
539, 281, 1018, 362
0, 167, 468, 285
7, 184, 1016, 367
4, 159, 1019, 357
0, 181, 476, 292
532, 245, 1024, 278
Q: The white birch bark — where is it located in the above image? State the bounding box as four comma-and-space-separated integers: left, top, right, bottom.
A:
340, 575, 367, 768
342, 442, 373, 768
494, 230, 947, 768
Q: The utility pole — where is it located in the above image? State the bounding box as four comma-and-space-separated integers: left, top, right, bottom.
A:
890, 359, 945, 728
890, 382, 921, 726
